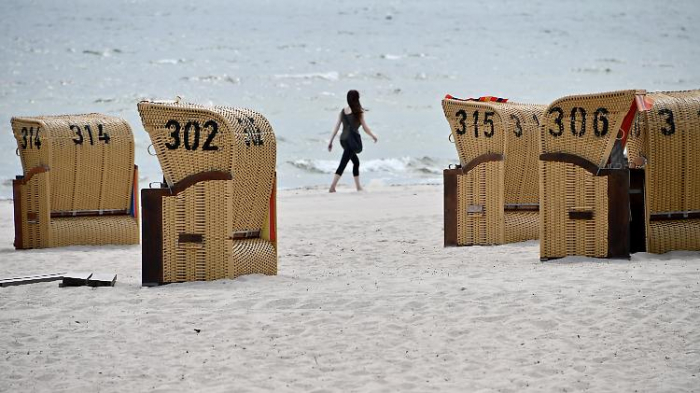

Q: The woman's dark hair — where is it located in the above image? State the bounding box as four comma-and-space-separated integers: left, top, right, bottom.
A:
347, 89, 364, 122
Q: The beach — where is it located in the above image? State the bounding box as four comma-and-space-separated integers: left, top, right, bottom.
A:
2, 0, 700, 391
1, 184, 699, 392
2, 0, 700, 194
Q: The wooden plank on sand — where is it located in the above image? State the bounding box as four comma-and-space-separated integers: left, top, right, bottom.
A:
87, 273, 117, 287
0, 273, 66, 287
60, 272, 93, 287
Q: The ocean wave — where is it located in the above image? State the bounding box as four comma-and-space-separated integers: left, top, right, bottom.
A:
152, 58, 187, 65
82, 49, 121, 57
381, 54, 403, 60
344, 72, 391, 80
288, 156, 443, 175
274, 72, 340, 81
182, 74, 240, 84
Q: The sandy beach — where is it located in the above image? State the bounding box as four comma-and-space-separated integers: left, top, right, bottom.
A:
2, 0, 700, 391
1, 184, 699, 392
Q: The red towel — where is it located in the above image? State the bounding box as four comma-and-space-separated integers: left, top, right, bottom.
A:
445, 94, 508, 103
619, 94, 655, 147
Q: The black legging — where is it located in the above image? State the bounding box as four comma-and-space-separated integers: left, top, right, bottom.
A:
335, 148, 360, 177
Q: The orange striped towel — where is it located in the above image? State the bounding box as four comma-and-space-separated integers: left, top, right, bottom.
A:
444, 94, 508, 103
619, 94, 655, 147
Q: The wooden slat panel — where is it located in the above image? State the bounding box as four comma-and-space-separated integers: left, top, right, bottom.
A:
142, 187, 167, 286
568, 211, 593, 220
179, 233, 204, 243
443, 169, 459, 247
607, 169, 630, 258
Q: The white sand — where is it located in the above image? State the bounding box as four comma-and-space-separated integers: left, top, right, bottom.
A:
1, 184, 699, 392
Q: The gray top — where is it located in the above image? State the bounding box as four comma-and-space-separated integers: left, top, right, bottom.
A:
339, 110, 360, 142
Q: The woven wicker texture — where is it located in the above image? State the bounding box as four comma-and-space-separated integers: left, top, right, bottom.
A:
160, 180, 276, 283
138, 102, 234, 186
539, 161, 609, 258
50, 216, 139, 248
628, 90, 700, 165
139, 101, 277, 282
11, 114, 138, 249
627, 114, 647, 165
215, 106, 277, 235
442, 99, 506, 166
539, 91, 640, 259
501, 104, 546, 205
641, 93, 700, 253
455, 163, 504, 245
11, 114, 135, 212
505, 212, 540, 243
540, 90, 641, 168
15, 172, 51, 249
443, 99, 544, 245
647, 219, 700, 253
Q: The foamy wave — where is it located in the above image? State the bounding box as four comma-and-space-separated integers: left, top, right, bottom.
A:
381, 54, 403, 60
288, 159, 338, 174
274, 72, 340, 81
182, 74, 240, 84
288, 157, 443, 175
152, 58, 187, 65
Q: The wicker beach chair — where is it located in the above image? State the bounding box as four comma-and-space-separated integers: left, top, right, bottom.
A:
538, 90, 647, 260
11, 114, 139, 249
627, 90, 700, 254
442, 98, 545, 246
138, 101, 277, 285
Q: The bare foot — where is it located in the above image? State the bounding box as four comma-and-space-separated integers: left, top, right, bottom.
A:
329, 188, 336, 193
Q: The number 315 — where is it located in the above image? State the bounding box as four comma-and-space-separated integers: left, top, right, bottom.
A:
454, 110, 495, 138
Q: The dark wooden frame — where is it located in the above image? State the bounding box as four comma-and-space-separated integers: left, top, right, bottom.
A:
13, 177, 25, 249
629, 168, 646, 253
650, 211, 700, 221
504, 204, 539, 212
443, 168, 460, 247
13, 166, 50, 249
568, 211, 594, 220
461, 153, 504, 174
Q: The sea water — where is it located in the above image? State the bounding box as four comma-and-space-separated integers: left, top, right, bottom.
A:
1, 0, 698, 197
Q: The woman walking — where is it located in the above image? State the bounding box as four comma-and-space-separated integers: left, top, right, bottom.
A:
327, 90, 378, 192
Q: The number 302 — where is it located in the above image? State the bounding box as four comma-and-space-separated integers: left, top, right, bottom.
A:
164, 120, 219, 151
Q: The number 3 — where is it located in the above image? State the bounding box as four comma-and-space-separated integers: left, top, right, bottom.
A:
659, 109, 675, 136
548, 107, 564, 137
455, 110, 467, 135
164, 120, 181, 149
510, 114, 522, 137
71, 125, 84, 145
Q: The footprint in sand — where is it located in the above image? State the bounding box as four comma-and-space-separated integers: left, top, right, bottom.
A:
263, 298, 298, 309
401, 300, 426, 311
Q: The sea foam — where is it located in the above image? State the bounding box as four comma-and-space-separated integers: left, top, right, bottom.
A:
289, 156, 443, 175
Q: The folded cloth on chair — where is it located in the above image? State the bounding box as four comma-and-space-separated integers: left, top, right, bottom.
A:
444, 94, 508, 103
